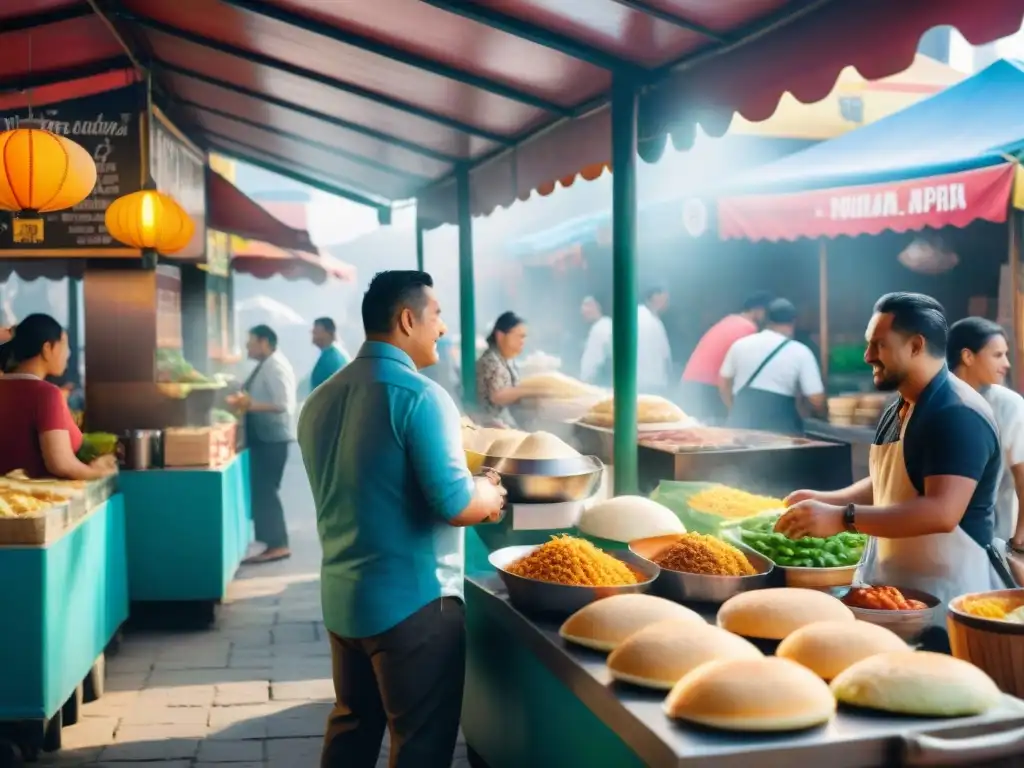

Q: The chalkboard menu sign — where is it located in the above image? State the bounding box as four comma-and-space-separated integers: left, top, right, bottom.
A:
150, 107, 206, 261
0, 85, 143, 255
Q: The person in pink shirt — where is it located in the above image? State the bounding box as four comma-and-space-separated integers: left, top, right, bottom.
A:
681, 291, 773, 423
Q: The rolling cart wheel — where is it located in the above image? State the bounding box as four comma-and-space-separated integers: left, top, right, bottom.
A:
40, 711, 61, 754
61, 684, 84, 727
0, 739, 24, 768
83, 654, 105, 703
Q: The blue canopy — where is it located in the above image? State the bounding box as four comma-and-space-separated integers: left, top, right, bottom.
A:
729, 59, 1024, 195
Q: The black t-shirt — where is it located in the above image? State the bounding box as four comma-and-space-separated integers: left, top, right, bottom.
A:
873, 367, 1001, 548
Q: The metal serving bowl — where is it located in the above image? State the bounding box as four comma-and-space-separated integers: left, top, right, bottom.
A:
482, 455, 604, 504
829, 585, 940, 642
489, 543, 659, 618
629, 534, 774, 604
721, 529, 862, 589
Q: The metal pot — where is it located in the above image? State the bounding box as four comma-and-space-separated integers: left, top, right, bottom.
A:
117, 429, 162, 470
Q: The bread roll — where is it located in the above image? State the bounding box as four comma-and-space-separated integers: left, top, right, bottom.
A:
511, 431, 580, 460
559, 594, 703, 652
577, 496, 685, 543
608, 620, 762, 690
665, 657, 836, 731
718, 588, 854, 640
583, 395, 687, 427
830, 651, 1002, 717
777, 620, 906, 681
486, 431, 528, 457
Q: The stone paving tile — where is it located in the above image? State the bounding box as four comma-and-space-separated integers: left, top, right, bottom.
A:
266, 736, 321, 767
196, 738, 265, 762
214, 680, 271, 706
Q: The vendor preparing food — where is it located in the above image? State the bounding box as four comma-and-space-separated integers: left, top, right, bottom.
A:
0, 314, 116, 481
476, 311, 528, 428
777, 293, 1003, 648
718, 298, 825, 435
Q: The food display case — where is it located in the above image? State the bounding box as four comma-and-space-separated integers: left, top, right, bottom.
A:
0, 478, 128, 760
462, 575, 1024, 768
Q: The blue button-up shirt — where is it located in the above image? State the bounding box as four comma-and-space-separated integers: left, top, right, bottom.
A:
297, 341, 474, 639
309, 344, 349, 392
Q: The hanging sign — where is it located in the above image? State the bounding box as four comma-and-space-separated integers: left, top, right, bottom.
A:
150, 107, 207, 260
0, 85, 143, 255
719, 164, 1015, 242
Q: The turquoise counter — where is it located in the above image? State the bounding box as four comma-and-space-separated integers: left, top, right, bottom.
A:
118, 451, 252, 602
0, 495, 128, 720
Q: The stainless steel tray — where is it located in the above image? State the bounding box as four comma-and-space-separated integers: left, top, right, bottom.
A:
467, 575, 1024, 767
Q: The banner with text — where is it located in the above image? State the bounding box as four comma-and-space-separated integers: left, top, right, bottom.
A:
150, 108, 207, 261
718, 164, 1015, 242
0, 85, 143, 254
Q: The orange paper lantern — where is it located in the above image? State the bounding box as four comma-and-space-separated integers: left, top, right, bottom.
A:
104, 189, 194, 254
0, 126, 97, 212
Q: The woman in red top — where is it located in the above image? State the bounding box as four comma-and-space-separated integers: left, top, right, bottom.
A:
0, 314, 116, 480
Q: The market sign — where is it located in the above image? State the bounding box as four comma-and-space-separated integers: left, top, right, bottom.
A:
150, 106, 207, 261
718, 164, 1015, 242
0, 85, 143, 256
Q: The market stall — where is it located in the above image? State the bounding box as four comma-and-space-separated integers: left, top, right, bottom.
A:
717, 58, 1024, 429
460, 426, 1024, 767
0, 476, 127, 760
462, 576, 1024, 768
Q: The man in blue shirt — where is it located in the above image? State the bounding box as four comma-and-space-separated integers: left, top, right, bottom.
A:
309, 317, 349, 392
778, 292, 1002, 649
298, 270, 505, 768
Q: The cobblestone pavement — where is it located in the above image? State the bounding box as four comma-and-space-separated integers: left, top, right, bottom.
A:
39, 452, 471, 768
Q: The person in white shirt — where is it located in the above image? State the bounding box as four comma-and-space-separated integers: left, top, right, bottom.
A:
637, 285, 672, 393
719, 298, 825, 435
579, 296, 612, 385
947, 318, 1024, 567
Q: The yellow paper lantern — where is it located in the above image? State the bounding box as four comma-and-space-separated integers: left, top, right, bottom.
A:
104, 189, 195, 254
0, 126, 97, 212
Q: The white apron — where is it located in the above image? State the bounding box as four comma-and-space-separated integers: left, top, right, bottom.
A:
858, 407, 999, 627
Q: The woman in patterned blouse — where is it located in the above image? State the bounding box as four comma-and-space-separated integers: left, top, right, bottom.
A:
476, 311, 528, 427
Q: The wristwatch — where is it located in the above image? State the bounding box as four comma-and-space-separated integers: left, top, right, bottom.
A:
843, 503, 858, 534
1009, 539, 1024, 555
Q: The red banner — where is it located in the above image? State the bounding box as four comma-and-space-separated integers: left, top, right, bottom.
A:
719, 164, 1015, 242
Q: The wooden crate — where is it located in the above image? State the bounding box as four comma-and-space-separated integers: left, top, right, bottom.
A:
0, 503, 70, 546
164, 424, 237, 468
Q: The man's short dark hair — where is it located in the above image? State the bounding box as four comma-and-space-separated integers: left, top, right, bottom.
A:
249, 324, 278, 350
313, 317, 336, 335
742, 291, 774, 312
362, 270, 433, 335
874, 292, 947, 357
643, 284, 668, 301
766, 298, 797, 325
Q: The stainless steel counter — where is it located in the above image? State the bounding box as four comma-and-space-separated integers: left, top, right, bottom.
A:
466, 575, 1024, 767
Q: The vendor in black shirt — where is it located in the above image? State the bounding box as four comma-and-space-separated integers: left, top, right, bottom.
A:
776, 293, 1002, 648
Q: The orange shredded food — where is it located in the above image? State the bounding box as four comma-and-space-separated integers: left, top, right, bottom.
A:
652, 533, 757, 577
506, 535, 640, 586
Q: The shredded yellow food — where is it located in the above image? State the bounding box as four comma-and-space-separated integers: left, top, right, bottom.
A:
0, 491, 51, 516
688, 485, 784, 519
653, 533, 757, 577
962, 596, 1017, 620
506, 535, 639, 587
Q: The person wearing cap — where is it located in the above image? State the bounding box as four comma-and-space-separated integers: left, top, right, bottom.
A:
682, 291, 773, 423
718, 298, 825, 435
